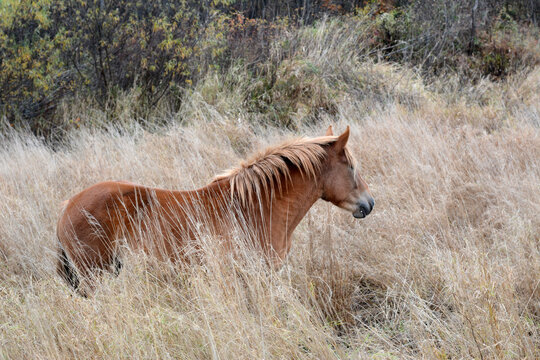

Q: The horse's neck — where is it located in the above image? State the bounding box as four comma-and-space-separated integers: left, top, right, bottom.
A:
262, 171, 322, 259
195, 172, 321, 259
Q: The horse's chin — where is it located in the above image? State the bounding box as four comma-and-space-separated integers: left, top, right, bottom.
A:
352, 209, 366, 219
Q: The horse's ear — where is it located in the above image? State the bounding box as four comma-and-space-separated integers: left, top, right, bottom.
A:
325, 125, 334, 136
334, 126, 350, 152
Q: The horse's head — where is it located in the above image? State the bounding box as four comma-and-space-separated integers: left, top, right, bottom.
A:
321, 126, 374, 219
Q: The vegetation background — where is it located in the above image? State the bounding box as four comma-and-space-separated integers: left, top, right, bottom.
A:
0, 0, 539, 358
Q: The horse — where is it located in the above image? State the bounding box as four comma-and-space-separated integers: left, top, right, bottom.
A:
56, 125, 374, 295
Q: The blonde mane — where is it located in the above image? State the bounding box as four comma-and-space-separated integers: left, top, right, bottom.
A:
212, 135, 357, 205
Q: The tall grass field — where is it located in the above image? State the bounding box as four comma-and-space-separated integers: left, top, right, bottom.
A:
1, 11, 539, 360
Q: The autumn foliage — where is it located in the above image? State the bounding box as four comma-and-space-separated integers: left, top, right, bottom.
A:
0, 0, 538, 135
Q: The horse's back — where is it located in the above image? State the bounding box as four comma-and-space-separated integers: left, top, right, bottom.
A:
56, 180, 227, 285
59, 181, 140, 227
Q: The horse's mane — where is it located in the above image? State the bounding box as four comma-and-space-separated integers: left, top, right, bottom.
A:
212, 135, 356, 205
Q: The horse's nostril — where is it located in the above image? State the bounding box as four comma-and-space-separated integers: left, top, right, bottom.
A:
360, 203, 371, 216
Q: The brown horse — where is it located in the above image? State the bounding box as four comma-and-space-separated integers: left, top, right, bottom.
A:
56, 126, 374, 295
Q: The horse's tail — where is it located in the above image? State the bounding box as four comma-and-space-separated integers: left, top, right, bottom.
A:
57, 245, 80, 291
57, 199, 79, 290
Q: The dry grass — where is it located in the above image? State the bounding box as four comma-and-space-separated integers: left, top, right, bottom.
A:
1, 21, 539, 359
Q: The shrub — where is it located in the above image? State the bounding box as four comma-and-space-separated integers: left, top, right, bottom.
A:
0, 0, 68, 132
0, 0, 233, 135
0, 0, 538, 136
369, 0, 540, 78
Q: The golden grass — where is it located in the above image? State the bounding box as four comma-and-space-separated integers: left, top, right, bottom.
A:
1, 43, 539, 360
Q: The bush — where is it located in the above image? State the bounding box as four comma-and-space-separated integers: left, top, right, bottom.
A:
0, 0, 68, 131
0, 0, 232, 135
369, 0, 540, 78
0, 0, 538, 137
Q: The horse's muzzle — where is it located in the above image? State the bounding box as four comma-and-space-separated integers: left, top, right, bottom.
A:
353, 196, 374, 219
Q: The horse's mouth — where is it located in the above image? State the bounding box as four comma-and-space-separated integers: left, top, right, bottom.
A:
353, 209, 366, 219
352, 199, 373, 219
